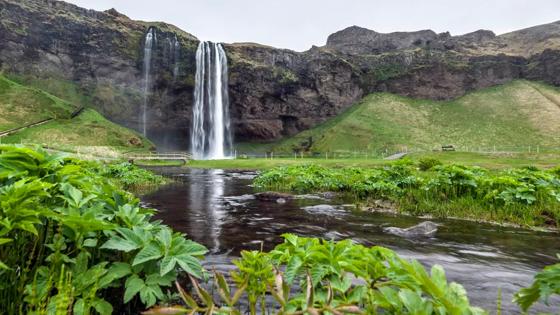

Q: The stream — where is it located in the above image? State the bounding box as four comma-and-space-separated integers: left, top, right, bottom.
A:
141, 168, 560, 314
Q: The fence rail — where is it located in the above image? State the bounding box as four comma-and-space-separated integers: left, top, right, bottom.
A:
233, 145, 560, 160
126, 152, 192, 164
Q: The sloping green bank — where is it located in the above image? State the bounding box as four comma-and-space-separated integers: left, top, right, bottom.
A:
0, 74, 152, 150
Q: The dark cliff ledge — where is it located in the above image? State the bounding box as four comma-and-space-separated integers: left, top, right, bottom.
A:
0, 0, 559, 147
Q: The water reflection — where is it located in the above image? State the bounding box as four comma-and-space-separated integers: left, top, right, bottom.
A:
187, 169, 226, 252
142, 168, 560, 314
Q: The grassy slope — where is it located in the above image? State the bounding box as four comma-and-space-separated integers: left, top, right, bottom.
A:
271, 80, 560, 153
0, 75, 75, 130
0, 74, 152, 150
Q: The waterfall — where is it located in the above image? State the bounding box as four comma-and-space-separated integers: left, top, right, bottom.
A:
191, 41, 233, 160
172, 35, 180, 79
141, 28, 156, 136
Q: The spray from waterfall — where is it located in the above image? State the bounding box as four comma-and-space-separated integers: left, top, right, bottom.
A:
191, 41, 233, 160
141, 28, 156, 136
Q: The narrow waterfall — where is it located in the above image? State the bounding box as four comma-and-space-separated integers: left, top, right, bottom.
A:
191, 41, 233, 160
141, 28, 156, 136
172, 35, 180, 79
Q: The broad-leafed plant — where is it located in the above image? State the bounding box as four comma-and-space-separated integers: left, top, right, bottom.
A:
0, 145, 206, 314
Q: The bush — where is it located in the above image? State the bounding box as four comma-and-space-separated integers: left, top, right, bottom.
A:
418, 157, 443, 171
146, 234, 486, 315
0, 145, 205, 314
102, 161, 166, 189
514, 255, 560, 312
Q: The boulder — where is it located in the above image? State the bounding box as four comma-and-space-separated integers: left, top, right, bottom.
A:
384, 221, 439, 238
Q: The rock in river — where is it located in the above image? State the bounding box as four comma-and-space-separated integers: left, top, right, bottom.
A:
383, 221, 439, 238
255, 192, 293, 202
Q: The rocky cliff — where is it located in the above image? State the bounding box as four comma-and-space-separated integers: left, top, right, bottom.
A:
0, 0, 199, 148
0, 0, 559, 147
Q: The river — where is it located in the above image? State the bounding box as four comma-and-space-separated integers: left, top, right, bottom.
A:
142, 168, 560, 314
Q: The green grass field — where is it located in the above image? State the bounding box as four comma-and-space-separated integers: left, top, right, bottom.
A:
1, 109, 151, 149
0, 75, 75, 130
0, 74, 152, 150
189, 151, 560, 170
268, 80, 560, 154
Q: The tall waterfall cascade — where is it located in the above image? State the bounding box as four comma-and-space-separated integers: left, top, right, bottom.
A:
191, 42, 233, 160
141, 28, 156, 136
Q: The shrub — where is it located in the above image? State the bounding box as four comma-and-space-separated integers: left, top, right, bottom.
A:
146, 234, 487, 315
102, 162, 166, 189
514, 255, 560, 312
418, 157, 443, 171
0, 145, 205, 314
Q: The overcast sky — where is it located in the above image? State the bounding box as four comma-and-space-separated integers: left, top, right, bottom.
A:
66, 0, 560, 51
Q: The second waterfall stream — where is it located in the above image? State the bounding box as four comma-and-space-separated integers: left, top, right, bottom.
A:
191, 42, 233, 160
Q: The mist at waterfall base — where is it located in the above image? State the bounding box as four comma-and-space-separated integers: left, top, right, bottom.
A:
191, 41, 233, 160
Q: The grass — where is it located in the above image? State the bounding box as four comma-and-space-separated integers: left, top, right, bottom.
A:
269, 80, 560, 154
254, 163, 560, 229
189, 151, 560, 170
0, 74, 153, 151
1, 109, 152, 149
134, 159, 186, 166
0, 74, 75, 131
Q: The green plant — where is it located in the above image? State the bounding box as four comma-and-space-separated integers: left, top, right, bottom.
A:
514, 255, 560, 312
0, 145, 206, 313
101, 162, 166, 189
418, 157, 443, 171
254, 163, 560, 228
145, 234, 486, 314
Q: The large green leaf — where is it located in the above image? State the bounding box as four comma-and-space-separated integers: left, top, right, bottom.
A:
93, 298, 113, 315
175, 254, 204, 279
124, 275, 145, 303
159, 255, 176, 276
133, 241, 163, 266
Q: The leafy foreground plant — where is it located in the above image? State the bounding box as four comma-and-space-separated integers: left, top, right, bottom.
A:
254, 163, 560, 227
101, 161, 167, 190
0, 145, 206, 314
514, 254, 560, 312
146, 234, 487, 315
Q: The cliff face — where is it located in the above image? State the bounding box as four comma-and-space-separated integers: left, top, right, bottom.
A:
0, 0, 199, 148
225, 44, 362, 140
0, 0, 559, 147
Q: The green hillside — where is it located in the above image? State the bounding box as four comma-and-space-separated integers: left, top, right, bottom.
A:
272, 80, 560, 153
0, 74, 151, 150
0, 75, 75, 130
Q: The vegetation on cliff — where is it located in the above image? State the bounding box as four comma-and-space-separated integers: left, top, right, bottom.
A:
254, 162, 560, 228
